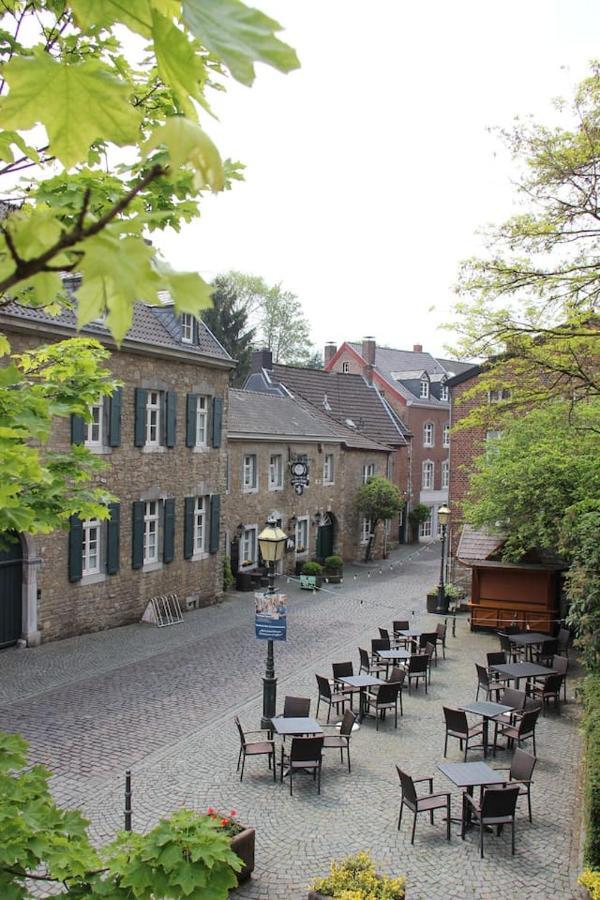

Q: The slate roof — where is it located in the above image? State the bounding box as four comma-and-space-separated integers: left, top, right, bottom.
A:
348, 342, 451, 405
259, 364, 410, 448
456, 526, 507, 562
0, 299, 233, 364
228, 389, 389, 452
436, 357, 476, 377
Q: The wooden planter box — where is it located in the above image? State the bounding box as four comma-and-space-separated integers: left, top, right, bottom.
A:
426, 591, 438, 613
236, 571, 253, 592
231, 827, 255, 883
325, 569, 343, 584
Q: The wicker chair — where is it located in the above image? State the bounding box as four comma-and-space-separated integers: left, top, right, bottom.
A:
366, 681, 402, 730
406, 653, 429, 693
443, 707, 483, 760
315, 674, 349, 723
322, 709, 356, 772
396, 766, 451, 844
234, 716, 276, 782
332, 661, 361, 709
461, 785, 520, 857
280, 736, 324, 795
494, 707, 540, 755
528, 673, 562, 715
282, 696, 311, 717
493, 748, 536, 822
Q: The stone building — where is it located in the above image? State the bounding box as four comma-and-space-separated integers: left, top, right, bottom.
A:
324, 338, 471, 541
0, 300, 234, 647
224, 388, 392, 573
244, 350, 410, 543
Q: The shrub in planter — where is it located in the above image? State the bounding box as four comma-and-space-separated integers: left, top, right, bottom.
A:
301, 560, 323, 590
580, 869, 600, 899
583, 675, 600, 869
324, 554, 343, 583
206, 807, 255, 883
309, 851, 405, 899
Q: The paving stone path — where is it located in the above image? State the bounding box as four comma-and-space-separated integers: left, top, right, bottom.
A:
0, 544, 584, 899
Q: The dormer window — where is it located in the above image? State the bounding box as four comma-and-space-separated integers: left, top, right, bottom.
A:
419, 379, 429, 399
181, 313, 194, 343
342, 361, 350, 373
440, 383, 449, 401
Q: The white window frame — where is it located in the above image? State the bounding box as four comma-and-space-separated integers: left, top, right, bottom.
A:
241, 525, 257, 568
323, 453, 335, 485
195, 395, 209, 447
422, 460, 434, 490
242, 454, 258, 492
487, 388, 512, 403
423, 422, 434, 447
486, 430, 503, 442
295, 516, 309, 555
441, 459, 449, 489
193, 496, 208, 555
362, 462, 375, 484
143, 500, 160, 565
82, 518, 101, 576
342, 361, 350, 373
85, 401, 103, 447
268, 453, 283, 491
419, 379, 429, 399
419, 508, 433, 538
181, 313, 194, 343
440, 383, 449, 401
443, 423, 450, 448
146, 390, 161, 447
360, 516, 372, 545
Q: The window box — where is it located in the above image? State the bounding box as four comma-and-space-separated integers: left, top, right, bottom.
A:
230, 827, 256, 884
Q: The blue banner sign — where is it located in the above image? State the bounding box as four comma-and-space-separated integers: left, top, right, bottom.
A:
255, 591, 287, 641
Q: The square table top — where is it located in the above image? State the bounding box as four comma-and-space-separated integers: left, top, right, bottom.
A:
509, 632, 552, 646
460, 701, 514, 719
339, 674, 386, 687
491, 662, 556, 679
270, 716, 323, 736
438, 761, 506, 788
376, 648, 411, 660
398, 629, 421, 637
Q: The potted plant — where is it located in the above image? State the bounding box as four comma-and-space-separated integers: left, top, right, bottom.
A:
206, 807, 255, 883
324, 554, 343, 584
300, 560, 323, 590
426, 582, 463, 614
308, 851, 405, 899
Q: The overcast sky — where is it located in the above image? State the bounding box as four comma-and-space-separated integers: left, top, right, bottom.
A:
154, 0, 600, 359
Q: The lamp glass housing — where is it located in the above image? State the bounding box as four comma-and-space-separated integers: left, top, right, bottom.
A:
437, 505, 451, 527
258, 524, 287, 562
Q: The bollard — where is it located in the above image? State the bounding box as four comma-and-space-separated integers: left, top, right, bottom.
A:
124, 769, 132, 832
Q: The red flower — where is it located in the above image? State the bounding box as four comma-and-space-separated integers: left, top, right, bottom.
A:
230, 809, 237, 817
207, 806, 215, 815
220, 818, 229, 826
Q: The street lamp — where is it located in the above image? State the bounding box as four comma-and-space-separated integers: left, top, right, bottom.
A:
436, 505, 451, 614
258, 516, 287, 729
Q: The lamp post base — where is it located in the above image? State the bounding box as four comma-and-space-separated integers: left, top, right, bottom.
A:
261, 673, 277, 730
435, 586, 449, 615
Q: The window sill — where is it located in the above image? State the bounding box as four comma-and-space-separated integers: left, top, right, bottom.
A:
79, 572, 107, 586
323, 481, 335, 487
268, 485, 283, 492
142, 561, 163, 573
85, 445, 112, 455
242, 487, 259, 494
190, 551, 209, 562
193, 444, 210, 453
142, 445, 167, 454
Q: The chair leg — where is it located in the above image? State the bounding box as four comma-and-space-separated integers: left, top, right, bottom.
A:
527, 787, 532, 823
444, 732, 448, 756
289, 766, 293, 796
395, 701, 398, 729
411, 811, 417, 845
327, 700, 331, 724
347, 742, 351, 773
511, 819, 515, 855
398, 800, 403, 831
480, 821, 484, 858
446, 796, 451, 841
240, 751, 245, 782
271, 750, 276, 781
461, 795, 466, 841
317, 762, 321, 795
237, 747, 242, 771
316, 696, 321, 718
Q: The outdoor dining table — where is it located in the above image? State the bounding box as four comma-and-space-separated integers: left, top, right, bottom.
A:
491, 661, 556, 689
508, 631, 552, 661
375, 648, 411, 662
270, 716, 323, 737
459, 701, 515, 757
396, 628, 421, 650
438, 761, 506, 827
338, 674, 386, 723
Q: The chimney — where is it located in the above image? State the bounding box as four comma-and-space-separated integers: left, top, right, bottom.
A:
250, 348, 273, 373
362, 336, 376, 366
324, 342, 337, 366
413, 343, 423, 353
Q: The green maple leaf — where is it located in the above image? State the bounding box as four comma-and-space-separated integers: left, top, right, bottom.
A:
152, 11, 207, 116
0, 52, 142, 168
70, 0, 154, 36
182, 0, 300, 86
145, 117, 223, 190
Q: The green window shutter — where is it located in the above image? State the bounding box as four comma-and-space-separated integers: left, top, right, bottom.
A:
165, 391, 177, 448
209, 494, 220, 554
108, 387, 122, 447
163, 497, 175, 563
184, 496, 195, 559
134, 388, 147, 447
131, 501, 144, 569
71, 414, 85, 445
211, 397, 223, 448
68, 515, 83, 582
186, 393, 197, 448
106, 503, 120, 575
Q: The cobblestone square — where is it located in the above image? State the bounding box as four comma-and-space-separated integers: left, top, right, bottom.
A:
0, 545, 583, 899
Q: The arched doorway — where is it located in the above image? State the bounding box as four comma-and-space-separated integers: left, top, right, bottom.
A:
0, 534, 22, 648
316, 513, 336, 560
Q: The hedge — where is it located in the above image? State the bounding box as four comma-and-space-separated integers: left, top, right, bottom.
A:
583, 675, 600, 868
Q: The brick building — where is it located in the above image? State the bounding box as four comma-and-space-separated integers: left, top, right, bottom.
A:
324, 338, 471, 540
244, 350, 410, 542
0, 300, 234, 647
224, 388, 391, 571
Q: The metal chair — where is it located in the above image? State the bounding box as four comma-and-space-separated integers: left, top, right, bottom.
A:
234, 716, 276, 782
359, 646, 387, 677
419, 631, 439, 664
322, 709, 356, 772
393, 620, 410, 649
435, 621, 447, 659
497, 632, 523, 662
443, 707, 483, 760
282, 696, 311, 717
493, 748, 536, 822
557, 627, 571, 656
461, 785, 520, 857
406, 654, 429, 693
315, 674, 349, 723
423, 642, 436, 685
379, 627, 391, 641
534, 639, 559, 666
396, 766, 451, 844
366, 681, 402, 730
528, 673, 562, 714
475, 663, 501, 702
332, 661, 361, 709
280, 736, 324, 795
548, 654, 568, 701
494, 707, 540, 755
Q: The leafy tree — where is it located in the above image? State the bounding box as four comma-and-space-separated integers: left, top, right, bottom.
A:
562, 501, 600, 673
202, 273, 255, 384
451, 65, 600, 427
304, 349, 324, 369
408, 503, 431, 543
354, 476, 405, 561
0, 336, 117, 536
0, 730, 242, 898
0, 2, 299, 342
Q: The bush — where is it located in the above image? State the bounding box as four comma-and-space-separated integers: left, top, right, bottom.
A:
580, 869, 600, 899
223, 556, 235, 590
324, 555, 343, 569
583, 675, 600, 868
312, 851, 405, 899
302, 561, 323, 576
408, 503, 430, 527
